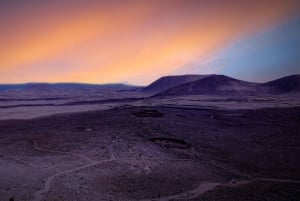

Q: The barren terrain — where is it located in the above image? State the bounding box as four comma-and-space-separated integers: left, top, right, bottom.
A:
0, 95, 299, 201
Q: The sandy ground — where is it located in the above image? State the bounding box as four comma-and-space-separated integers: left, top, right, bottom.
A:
0, 96, 299, 201
1, 94, 299, 120
0, 104, 115, 120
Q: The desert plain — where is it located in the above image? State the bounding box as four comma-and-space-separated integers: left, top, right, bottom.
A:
0, 83, 299, 201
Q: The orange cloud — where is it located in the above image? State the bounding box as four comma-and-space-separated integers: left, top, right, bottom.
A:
0, 0, 299, 84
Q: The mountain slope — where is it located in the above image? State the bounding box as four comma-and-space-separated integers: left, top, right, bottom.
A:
156, 75, 257, 96
254, 74, 300, 94
142, 74, 211, 94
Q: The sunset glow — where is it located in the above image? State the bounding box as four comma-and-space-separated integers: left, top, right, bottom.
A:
1, 0, 300, 84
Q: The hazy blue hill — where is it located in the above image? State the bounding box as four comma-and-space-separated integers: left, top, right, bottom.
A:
0, 83, 139, 91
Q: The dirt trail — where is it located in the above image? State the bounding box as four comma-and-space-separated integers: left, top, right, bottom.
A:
110, 140, 118, 160
6, 157, 36, 169
140, 180, 250, 201
31, 140, 300, 201
256, 178, 300, 184
31, 140, 194, 201
31, 141, 116, 201
32, 159, 113, 201
141, 178, 300, 201
140, 148, 300, 201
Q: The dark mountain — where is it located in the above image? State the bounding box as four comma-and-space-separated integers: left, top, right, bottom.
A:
254, 74, 300, 94
141, 74, 211, 94
155, 75, 257, 96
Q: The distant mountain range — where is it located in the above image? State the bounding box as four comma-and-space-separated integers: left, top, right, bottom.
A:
145, 74, 300, 96
0, 74, 299, 96
0, 83, 139, 92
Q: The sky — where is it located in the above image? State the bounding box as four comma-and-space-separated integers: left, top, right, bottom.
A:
0, 0, 300, 85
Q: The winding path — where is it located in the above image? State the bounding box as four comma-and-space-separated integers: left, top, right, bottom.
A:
31, 140, 300, 201
139, 147, 300, 201
6, 156, 36, 169
31, 140, 195, 201
32, 159, 113, 201
141, 178, 300, 201
32, 141, 117, 201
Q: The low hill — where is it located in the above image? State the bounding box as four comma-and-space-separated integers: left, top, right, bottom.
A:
254, 74, 300, 94
141, 74, 211, 94
156, 75, 257, 96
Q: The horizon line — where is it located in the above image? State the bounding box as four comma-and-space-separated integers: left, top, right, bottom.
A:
0, 73, 298, 86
